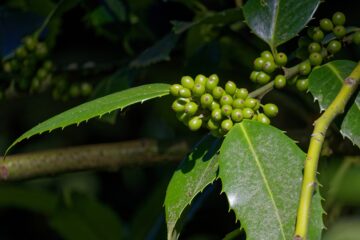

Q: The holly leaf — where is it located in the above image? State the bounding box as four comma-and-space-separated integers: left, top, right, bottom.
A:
308, 60, 357, 111
5, 83, 170, 155
219, 120, 323, 239
164, 134, 221, 240
341, 92, 360, 148
243, 0, 320, 50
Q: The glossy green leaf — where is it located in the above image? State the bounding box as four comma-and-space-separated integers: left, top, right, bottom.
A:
104, 0, 126, 22
243, 0, 319, 49
5, 83, 170, 155
341, 92, 360, 148
308, 60, 357, 111
219, 120, 323, 239
165, 135, 221, 240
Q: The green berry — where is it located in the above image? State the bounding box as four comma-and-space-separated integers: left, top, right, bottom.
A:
170, 84, 183, 96
320, 18, 334, 32
220, 94, 233, 106
192, 83, 205, 97
212, 86, 225, 99
172, 99, 186, 112
205, 76, 219, 92
188, 117, 202, 131
309, 52, 323, 66
256, 71, 271, 84
260, 50, 274, 61
312, 28, 324, 42
298, 60, 311, 76
43, 60, 53, 71
211, 108, 223, 121
244, 98, 257, 109
308, 42, 322, 53
262, 60, 277, 74
234, 88, 248, 99
225, 81, 237, 95
353, 31, 360, 45
207, 118, 220, 130
250, 71, 260, 82
232, 98, 245, 109
296, 79, 309, 92
274, 52, 287, 66
333, 25, 346, 38
263, 103, 279, 117
181, 76, 195, 89
298, 37, 311, 47
184, 102, 198, 115
200, 93, 213, 108
35, 43, 48, 58
3, 62, 12, 73
242, 108, 254, 119
221, 104, 233, 117
210, 101, 220, 111
176, 112, 190, 124
194, 74, 207, 85
332, 12, 346, 26
274, 75, 286, 89
179, 88, 191, 98
257, 113, 270, 125
231, 109, 243, 122
69, 84, 81, 97
221, 119, 233, 132
15, 46, 27, 58
80, 83, 93, 96
327, 40, 342, 54
254, 57, 265, 70
23, 36, 37, 51
37, 68, 47, 79
307, 27, 315, 38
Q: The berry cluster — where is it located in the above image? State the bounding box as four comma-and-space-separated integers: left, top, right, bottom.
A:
51, 77, 93, 101
1, 35, 53, 96
170, 74, 278, 137
250, 50, 288, 88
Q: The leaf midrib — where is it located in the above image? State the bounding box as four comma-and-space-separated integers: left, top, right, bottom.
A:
326, 63, 344, 84
240, 124, 286, 239
270, 0, 281, 48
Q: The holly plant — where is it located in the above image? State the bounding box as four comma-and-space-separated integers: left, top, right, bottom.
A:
1, 0, 360, 239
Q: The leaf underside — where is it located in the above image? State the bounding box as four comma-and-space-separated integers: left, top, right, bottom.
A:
341, 92, 360, 148
243, 0, 320, 50
5, 83, 170, 155
164, 134, 221, 240
219, 120, 324, 239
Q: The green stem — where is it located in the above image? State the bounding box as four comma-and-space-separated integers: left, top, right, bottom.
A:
294, 61, 360, 240
35, 0, 65, 38
248, 80, 274, 98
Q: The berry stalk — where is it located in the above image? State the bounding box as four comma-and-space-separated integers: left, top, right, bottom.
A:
294, 61, 360, 240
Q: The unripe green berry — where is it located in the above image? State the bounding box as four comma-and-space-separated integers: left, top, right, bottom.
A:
298, 60, 311, 76
221, 119, 233, 133
221, 104, 233, 117
220, 94, 233, 106
194, 74, 207, 85
37, 68, 47, 79
234, 88, 248, 99
179, 88, 191, 98
176, 112, 190, 124
172, 99, 186, 112
35, 43, 48, 58
260, 50, 274, 61
242, 108, 254, 119
3, 62, 12, 73
333, 25, 346, 38
207, 118, 220, 130
69, 84, 81, 98
210, 101, 220, 111
256, 71, 271, 84
332, 12, 346, 26
296, 79, 309, 92
263, 103, 279, 117
307, 27, 315, 39
43, 60, 53, 71
327, 40, 342, 54
15, 46, 27, 58
170, 84, 183, 96
320, 18, 334, 32
312, 28, 324, 42
274, 52, 287, 66
212, 86, 225, 99
81, 83, 93, 96
231, 109, 243, 122
262, 60, 277, 74
353, 31, 360, 45
253, 57, 265, 70
188, 117, 202, 131
232, 98, 245, 109
257, 113, 270, 125
200, 93, 213, 108
253, 101, 260, 111
211, 108, 222, 121
250, 71, 260, 82
309, 52, 323, 66
274, 75, 286, 89
244, 98, 257, 109
205, 76, 218, 92
308, 42, 322, 53
181, 76, 194, 89
192, 83, 205, 97
225, 81, 237, 95
184, 101, 198, 115
23, 36, 37, 51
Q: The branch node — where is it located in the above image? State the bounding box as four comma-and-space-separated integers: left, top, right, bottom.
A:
293, 235, 303, 240
344, 77, 356, 86
0, 165, 9, 180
